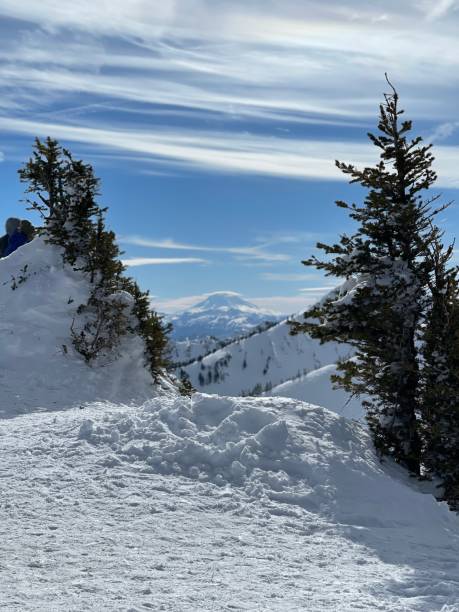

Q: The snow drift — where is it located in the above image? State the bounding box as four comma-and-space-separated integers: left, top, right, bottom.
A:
0, 237, 164, 416
2, 376, 459, 608
82, 393, 453, 530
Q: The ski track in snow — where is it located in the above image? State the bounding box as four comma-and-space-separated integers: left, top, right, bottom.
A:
1, 395, 459, 611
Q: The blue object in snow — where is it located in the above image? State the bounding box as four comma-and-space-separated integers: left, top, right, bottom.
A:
4, 231, 28, 256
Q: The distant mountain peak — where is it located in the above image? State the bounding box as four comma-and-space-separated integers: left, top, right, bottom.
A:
188, 291, 277, 315
169, 291, 283, 340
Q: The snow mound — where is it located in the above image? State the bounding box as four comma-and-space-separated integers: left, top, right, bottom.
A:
0, 237, 164, 416
80, 393, 457, 533
3, 395, 459, 610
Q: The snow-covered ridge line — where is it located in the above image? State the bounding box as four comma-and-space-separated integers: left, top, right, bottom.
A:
171, 320, 278, 367
179, 312, 352, 397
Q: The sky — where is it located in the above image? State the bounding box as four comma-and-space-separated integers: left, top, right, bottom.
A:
2, 0, 459, 313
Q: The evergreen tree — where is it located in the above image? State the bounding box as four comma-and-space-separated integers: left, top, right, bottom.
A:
291, 78, 446, 474
18, 138, 99, 261
177, 370, 195, 396
421, 231, 459, 508
120, 276, 172, 378
62, 157, 102, 270
19, 138, 170, 379
18, 137, 66, 234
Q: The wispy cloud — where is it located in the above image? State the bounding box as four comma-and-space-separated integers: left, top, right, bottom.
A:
428, 121, 459, 143
120, 235, 291, 262
1, 1, 459, 185
1, 114, 459, 186
122, 257, 209, 267
422, 0, 457, 21
300, 286, 336, 292
261, 272, 327, 282
0, 116, 364, 181
250, 295, 321, 314
2, 1, 459, 129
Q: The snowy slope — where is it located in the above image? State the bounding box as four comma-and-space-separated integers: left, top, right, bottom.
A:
180, 314, 352, 397
269, 363, 365, 421
0, 236, 165, 416
2, 393, 459, 611
170, 335, 224, 365
168, 291, 282, 340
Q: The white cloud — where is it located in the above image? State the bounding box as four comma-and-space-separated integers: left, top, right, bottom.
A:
122, 257, 208, 267
261, 272, 327, 282
2, 1, 459, 125
1, 1, 459, 185
0, 115, 373, 181
120, 235, 290, 262
151, 293, 210, 313
422, 0, 457, 21
428, 122, 459, 143
299, 286, 336, 292
250, 295, 320, 314
1, 114, 458, 186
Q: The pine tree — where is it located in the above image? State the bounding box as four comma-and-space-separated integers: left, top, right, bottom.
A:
291, 78, 446, 474
62, 156, 102, 270
18, 138, 99, 260
19, 138, 170, 378
120, 276, 172, 379
421, 232, 459, 508
18, 137, 66, 234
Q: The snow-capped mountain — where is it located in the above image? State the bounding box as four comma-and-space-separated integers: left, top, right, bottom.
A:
168, 291, 283, 341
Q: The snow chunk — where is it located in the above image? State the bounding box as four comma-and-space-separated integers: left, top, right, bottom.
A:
255, 420, 289, 451
78, 419, 94, 439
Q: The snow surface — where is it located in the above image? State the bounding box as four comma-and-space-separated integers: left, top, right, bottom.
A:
2, 393, 459, 611
168, 292, 282, 341
269, 364, 365, 421
0, 237, 161, 416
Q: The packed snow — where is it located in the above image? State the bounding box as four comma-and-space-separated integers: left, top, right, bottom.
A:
2, 393, 459, 610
